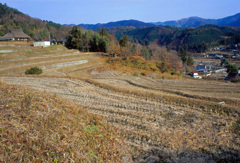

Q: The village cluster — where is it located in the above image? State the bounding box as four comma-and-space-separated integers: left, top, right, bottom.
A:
192, 45, 240, 80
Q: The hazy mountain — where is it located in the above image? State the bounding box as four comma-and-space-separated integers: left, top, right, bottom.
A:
154, 13, 240, 27
78, 20, 156, 30
69, 13, 240, 30
217, 13, 240, 26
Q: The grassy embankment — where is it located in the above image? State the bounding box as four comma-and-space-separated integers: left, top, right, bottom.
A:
0, 81, 132, 162
0, 44, 103, 76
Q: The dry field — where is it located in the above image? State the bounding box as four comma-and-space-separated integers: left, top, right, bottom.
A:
0, 44, 240, 162
0, 81, 132, 162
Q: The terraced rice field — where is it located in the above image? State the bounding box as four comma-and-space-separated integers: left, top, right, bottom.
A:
0, 45, 103, 76
0, 45, 240, 162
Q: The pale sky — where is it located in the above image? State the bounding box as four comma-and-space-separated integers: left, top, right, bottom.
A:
1, 0, 240, 24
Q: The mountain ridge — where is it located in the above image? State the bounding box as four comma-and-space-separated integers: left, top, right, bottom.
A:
155, 13, 240, 27
66, 13, 240, 30
78, 19, 155, 30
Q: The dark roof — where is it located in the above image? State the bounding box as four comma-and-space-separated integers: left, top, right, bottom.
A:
43, 38, 55, 42
0, 29, 31, 40
196, 65, 206, 70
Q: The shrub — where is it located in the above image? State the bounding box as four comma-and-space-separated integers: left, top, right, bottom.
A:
151, 67, 157, 72
226, 64, 238, 76
171, 71, 176, 75
141, 71, 147, 76
25, 67, 43, 75
133, 72, 138, 76
156, 61, 167, 73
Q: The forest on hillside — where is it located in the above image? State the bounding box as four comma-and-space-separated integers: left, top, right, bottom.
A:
101, 25, 240, 53
0, 3, 71, 41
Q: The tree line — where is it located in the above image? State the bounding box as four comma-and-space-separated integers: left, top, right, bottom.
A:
65, 26, 187, 74
117, 25, 240, 53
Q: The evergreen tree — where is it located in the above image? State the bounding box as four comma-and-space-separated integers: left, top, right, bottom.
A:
89, 34, 108, 52
99, 27, 108, 37
221, 58, 229, 67
178, 47, 188, 74
187, 56, 194, 66
65, 26, 83, 50
119, 35, 128, 48
179, 48, 188, 64
142, 46, 152, 60
226, 64, 238, 77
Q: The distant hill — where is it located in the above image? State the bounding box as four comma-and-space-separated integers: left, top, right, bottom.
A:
125, 25, 240, 52
217, 13, 240, 26
70, 13, 240, 30
155, 13, 240, 27
94, 26, 136, 40
0, 3, 72, 41
79, 20, 156, 30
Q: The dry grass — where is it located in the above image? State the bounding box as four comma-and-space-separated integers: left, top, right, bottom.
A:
1, 76, 239, 162
0, 44, 240, 162
106, 57, 183, 80
0, 45, 104, 77
0, 81, 132, 162
87, 77, 240, 114
0, 41, 33, 46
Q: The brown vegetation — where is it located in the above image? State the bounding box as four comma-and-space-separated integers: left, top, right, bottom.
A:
0, 44, 239, 162
0, 81, 132, 162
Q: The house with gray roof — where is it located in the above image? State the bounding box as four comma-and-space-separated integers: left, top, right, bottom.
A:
0, 29, 31, 41
196, 64, 212, 73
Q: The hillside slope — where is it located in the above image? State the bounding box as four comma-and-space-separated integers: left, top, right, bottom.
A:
0, 44, 240, 162
125, 25, 240, 52
0, 81, 132, 162
0, 3, 72, 41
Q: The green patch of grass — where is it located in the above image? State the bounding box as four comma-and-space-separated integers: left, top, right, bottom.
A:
84, 125, 99, 132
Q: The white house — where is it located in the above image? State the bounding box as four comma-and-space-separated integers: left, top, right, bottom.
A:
191, 71, 202, 79
34, 41, 50, 47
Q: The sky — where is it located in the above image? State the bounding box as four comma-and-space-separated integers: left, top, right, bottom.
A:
1, 0, 240, 25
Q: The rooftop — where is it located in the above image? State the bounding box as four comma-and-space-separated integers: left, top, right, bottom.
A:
0, 29, 31, 40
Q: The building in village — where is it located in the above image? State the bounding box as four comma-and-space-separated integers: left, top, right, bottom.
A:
0, 29, 31, 41
191, 71, 202, 79
33, 41, 51, 47
196, 64, 212, 73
